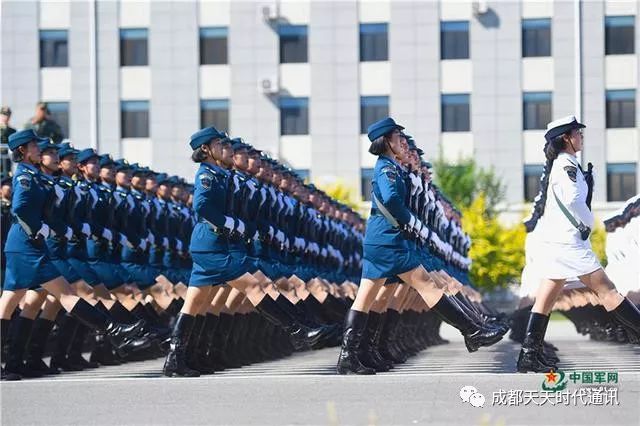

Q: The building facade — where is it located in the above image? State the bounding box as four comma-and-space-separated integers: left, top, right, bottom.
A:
1, 0, 639, 210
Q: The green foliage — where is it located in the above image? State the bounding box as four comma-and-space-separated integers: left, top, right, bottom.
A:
462, 195, 527, 291
315, 180, 369, 217
433, 157, 506, 217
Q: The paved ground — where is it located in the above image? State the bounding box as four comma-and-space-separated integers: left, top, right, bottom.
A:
1, 321, 639, 426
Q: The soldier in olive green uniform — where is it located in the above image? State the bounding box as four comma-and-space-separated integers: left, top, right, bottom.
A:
23, 102, 64, 143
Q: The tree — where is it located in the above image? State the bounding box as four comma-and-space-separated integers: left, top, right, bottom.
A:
433, 157, 506, 217
462, 194, 527, 291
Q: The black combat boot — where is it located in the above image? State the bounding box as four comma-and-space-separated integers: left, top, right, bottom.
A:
70, 299, 150, 357
163, 313, 200, 377
430, 296, 504, 353
23, 318, 60, 375
3, 317, 39, 379
517, 312, 557, 373
255, 296, 323, 350
67, 323, 99, 369
336, 310, 376, 375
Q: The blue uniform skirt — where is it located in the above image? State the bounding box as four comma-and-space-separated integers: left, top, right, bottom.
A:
189, 249, 251, 288
361, 241, 421, 280
3, 250, 61, 291
89, 260, 124, 290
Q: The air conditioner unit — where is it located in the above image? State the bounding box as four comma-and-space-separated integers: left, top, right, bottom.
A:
472, 0, 489, 16
262, 2, 279, 21
258, 77, 279, 95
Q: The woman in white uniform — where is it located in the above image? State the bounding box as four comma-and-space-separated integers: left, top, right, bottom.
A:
517, 115, 640, 373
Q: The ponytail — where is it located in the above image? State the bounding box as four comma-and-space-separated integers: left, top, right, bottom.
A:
523, 133, 567, 232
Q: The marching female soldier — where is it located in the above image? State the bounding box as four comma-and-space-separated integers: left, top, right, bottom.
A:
516, 116, 640, 373
162, 127, 324, 377
0, 130, 151, 381
336, 118, 504, 375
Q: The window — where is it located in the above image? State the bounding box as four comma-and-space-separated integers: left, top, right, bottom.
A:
524, 164, 544, 202
522, 19, 551, 57
121, 101, 149, 138
280, 97, 309, 135
200, 27, 228, 65
441, 94, 470, 132
607, 163, 637, 202
441, 21, 469, 60
40, 30, 68, 67
200, 99, 229, 131
360, 23, 388, 62
361, 168, 374, 202
360, 96, 389, 134
279, 25, 308, 63
523, 92, 552, 130
120, 29, 148, 66
293, 169, 309, 181
606, 90, 636, 128
605, 16, 635, 55
47, 102, 69, 138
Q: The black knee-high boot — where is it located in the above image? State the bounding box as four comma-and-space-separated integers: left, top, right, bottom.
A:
24, 318, 59, 375
163, 313, 200, 377
611, 298, 640, 339
186, 315, 214, 374
336, 310, 375, 375
70, 299, 151, 357
4, 317, 40, 379
50, 314, 84, 371
255, 296, 323, 350
358, 311, 392, 372
430, 296, 505, 352
517, 312, 556, 373
67, 322, 99, 369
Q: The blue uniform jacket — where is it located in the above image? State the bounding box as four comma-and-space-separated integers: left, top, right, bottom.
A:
364, 155, 413, 247
190, 162, 230, 253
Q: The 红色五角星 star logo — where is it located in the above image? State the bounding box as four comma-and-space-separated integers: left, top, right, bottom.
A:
541, 370, 568, 392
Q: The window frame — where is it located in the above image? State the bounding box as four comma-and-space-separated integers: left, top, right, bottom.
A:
278, 24, 308, 64
199, 27, 228, 65
522, 92, 552, 130
441, 94, 471, 132
359, 23, 389, 62
120, 28, 149, 67
522, 18, 552, 58
523, 164, 544, 202
120, 100, 150, 138
606, 89, 636, 128
606, 163, 637, 202
279, 97, 309, 136
39, 30, 69, 68
605, 15, 635, 55
200, 99, 230, 131
440, 21, 470, 60
360, 96, 390, 134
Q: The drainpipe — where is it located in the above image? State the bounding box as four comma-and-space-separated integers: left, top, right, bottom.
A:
89, 0, 98, 150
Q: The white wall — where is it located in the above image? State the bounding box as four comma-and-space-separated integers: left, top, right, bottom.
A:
605, 55, 637, 90
358, 0, 390, 23
606, 128, 639, 163
522, 130, 546, 164
120, 0, 150, 28
280, 63, 311, 97
359, 62, 390, 95
441, 60, 472, 93
522, 57, 554, 91
40, 68, 71, 101
39, 0, 70, 29
199, 65, 231, 98
280, 135, 311, 169
199, 0, 230, 26
440, 132, 473, 162
120, 67, 151, 100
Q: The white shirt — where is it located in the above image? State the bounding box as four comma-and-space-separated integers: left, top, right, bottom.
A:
537, 152, 594, 244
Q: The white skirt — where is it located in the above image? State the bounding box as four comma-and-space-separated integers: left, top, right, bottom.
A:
534, 239, 602, 280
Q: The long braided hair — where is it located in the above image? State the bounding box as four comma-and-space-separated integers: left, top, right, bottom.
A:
523, 133, 568, 232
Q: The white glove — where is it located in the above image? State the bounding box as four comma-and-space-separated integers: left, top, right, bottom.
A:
81, 223, 91, 237
147, 231, 155, 245
268, 226, 275, 239
54, 185, 65, 207
120, 233, 130, 247
275, 230, 285, 243
283, 239, 290, 250
176, 240, 183, 252
236, 219, 245, 236
65, 227, 73, 240
223, 216, 235, 232
408, 215, 417, 229
253, 231, 260, 241
419, 227, 429, 240
162, 237, 169, 248
412, 219, 424, 233
37, 223, 50, 239
139, 239, 147, 251
101, 228, 113, 241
